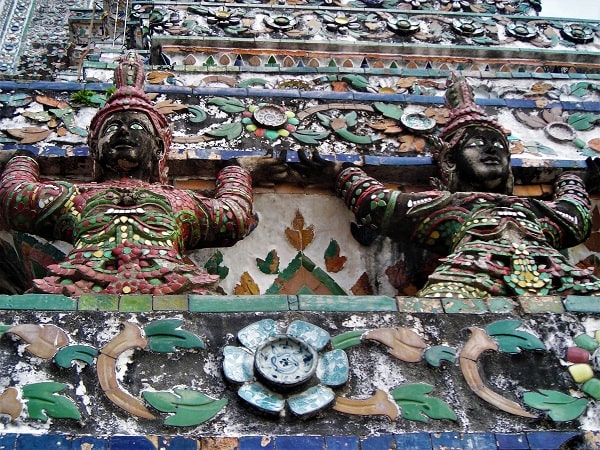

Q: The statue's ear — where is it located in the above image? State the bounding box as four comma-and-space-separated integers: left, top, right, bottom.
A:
439, 147, 456, 174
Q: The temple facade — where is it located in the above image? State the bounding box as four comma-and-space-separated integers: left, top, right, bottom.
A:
0, 0, 599, 448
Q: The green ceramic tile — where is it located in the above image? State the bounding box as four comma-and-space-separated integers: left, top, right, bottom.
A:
519, 296, 565, 314
119, 295, 153, 312
564, 295, 600, 313
298, 295, 397, 312
153, 295, 189, 311
0, 294, 76, 310
442, 298, 488, 314
189, 295, 289, 312
396, 297, 443, 313
78, 294, 119, 311
486, 297, 517, 313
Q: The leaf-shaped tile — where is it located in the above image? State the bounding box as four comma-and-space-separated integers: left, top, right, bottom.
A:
144, 319, 204, 353
143, 389, 227, 426
485, 320, 546, 353
238, 382, 285, 413
287, 320, 329, 352
288, 385, 335, 417
222, 346, 254, 383
22, 382, 81, 422
317, 349, 349, 386
523, 390, 587, 422
238, 319, 278, 351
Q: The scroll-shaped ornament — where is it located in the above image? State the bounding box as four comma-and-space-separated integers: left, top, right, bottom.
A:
96, 322, 155, 419
7, 324, 69, 359
333, 389, 398, 421
459, 327, 536, 418
365, 327, 426, 362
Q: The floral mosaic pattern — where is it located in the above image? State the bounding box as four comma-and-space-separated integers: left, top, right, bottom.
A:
0, 314, 595, 431
223, 319, 348, 416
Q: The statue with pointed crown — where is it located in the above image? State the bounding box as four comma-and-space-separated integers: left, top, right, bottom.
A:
298, 73, 600, 298
0, 52, 286, 296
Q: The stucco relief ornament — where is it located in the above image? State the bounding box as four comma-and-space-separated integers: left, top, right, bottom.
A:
0, 51, 265, 296
297, 72, 600, 298
223, 319, 349, 417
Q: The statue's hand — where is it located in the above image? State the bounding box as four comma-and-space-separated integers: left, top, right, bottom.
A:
233, 155, 289, 187
585, 157, 600, 195
0, 149, 35, 172
292, 149, 344, 189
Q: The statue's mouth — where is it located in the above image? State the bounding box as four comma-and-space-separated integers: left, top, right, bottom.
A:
482, 156, 501, 164
113, 143, 136, 152
117, 158, 139, 170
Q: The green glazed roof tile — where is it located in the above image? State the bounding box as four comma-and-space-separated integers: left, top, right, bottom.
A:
77, 294, 119, 311
189, 295, 289, 312
564, 295, 600, 313
298, 295, 397, 312
0, 294, 76, 311
519, 296, 565, 314
119, 295, 153, 312
397, 297, 443, 313
442, 298, 488, 314
153, 295, 189, 311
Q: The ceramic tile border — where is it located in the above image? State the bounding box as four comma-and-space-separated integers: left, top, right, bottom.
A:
0, 431, 589, 449
0, 293, 596, 314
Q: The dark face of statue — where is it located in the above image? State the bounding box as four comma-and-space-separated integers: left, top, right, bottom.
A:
452, 127, 511, 193
96, 111, 162, 181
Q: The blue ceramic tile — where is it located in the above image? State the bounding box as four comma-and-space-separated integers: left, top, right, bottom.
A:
583, 102, 600, 112
462, 433, 497, 449
109, 436, 156, 449
39, 146, 66, 157
239, 436, 276, 450
405, 94, 445, 104
72, 146, 89, 156
478, 98, 506, 106
70, 436, 108, 449
299, 91, 354, 101
16, 435, 70, 449
249, 88, 301, 98
431, 432, 461, 450
158, 436, 199, 449
352, 92, 405, 102
495, 433, 528, 450
0, 434, 17, 450
325, 436, 359, 450
274, 436, 324, 450
394, 433, 432, 450
526, 431, 580, 449
361, 434, 394, 450
83, 82, 113, 91
504, 98, 536, 108
146, 84, 191, 94
192, 87, 246, 97
560, 101, 584, 110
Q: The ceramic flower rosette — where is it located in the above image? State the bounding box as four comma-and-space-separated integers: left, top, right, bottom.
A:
222, 319, 349, 417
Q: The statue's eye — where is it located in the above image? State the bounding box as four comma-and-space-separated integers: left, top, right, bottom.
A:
130, 122, 145, 131
105, 124, 119, 133
493, 141, 505, 149
466, 139, 484, 148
